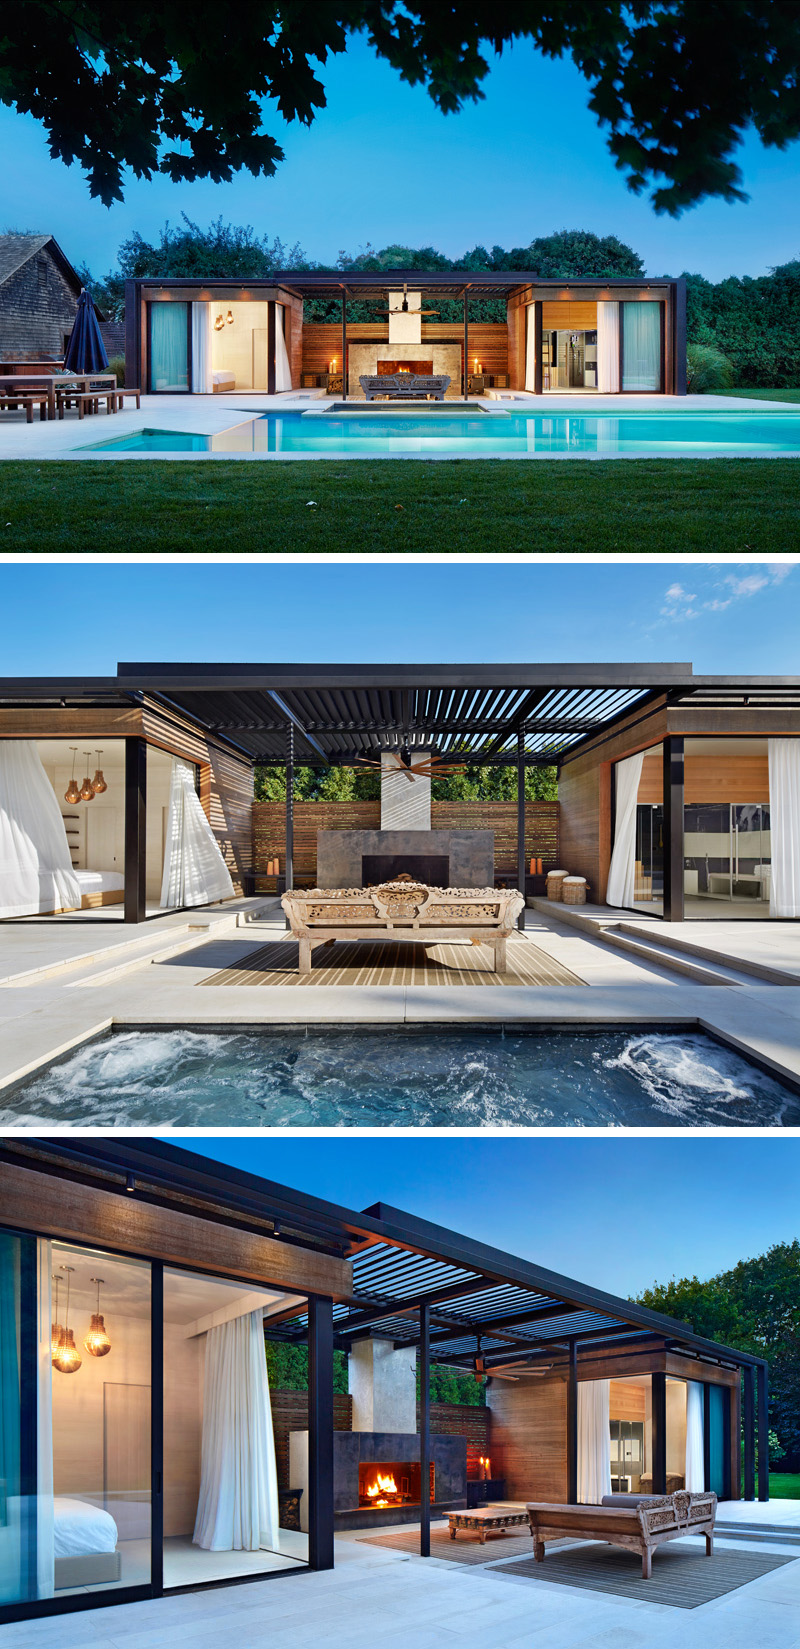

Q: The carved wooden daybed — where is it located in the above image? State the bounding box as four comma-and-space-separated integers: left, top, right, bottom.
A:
358, 373, 451, 401
281, 880, 524, 975
526, 1491, 718, 1580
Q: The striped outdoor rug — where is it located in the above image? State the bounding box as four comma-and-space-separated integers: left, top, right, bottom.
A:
486, 1542, 794, 1608
357, 1523, 551, 1567
200, 934, 584, 989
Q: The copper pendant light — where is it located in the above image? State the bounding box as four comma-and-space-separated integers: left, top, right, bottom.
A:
91, 750, 108, 795
51, 1272, 64, 1358
64, 747, 81, 806
52, 1266, 82, 1374
79, 752, 95, 802
84, 1276, 112, 1357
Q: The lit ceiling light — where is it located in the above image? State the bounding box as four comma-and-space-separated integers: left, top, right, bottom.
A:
52, 1266, 82, 1374
84, 1277, 112, 1358
51, 1272, 64, 1358
79, 753, 95, 803
64, 747, 80, 806
214, 314, 224, 331
91, 750, 107, 795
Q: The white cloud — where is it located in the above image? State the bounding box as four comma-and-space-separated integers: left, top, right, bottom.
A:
655, 564, 793, 628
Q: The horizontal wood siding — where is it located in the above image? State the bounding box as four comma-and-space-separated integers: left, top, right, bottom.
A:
542, 301, 598, 329
487, 1375, 567, 1502
301, 322, 508, 378
0, 243, 79, 359
253, 800, 559, 880
0, 1161, 352, 1299
271, 1390, 352, 1491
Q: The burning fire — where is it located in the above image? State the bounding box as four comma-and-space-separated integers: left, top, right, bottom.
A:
365, 1471, 399, 1506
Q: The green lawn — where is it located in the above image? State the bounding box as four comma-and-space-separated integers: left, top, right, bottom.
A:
769, 1473, 800, 1499
726, 387, 800, 405
2, 457, 799, 552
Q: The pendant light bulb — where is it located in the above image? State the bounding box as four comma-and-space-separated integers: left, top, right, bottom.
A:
51, 1272, 64, 1358
80, 752, 95, 802
91, 750, 107, 795
84, 1277, 112, 1357
64, 747, 81, 806
52, 1266, 82, 1373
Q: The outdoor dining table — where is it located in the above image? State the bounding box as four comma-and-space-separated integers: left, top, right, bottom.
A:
0, 371, 117, 420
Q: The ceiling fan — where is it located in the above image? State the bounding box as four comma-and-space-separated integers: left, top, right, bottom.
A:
356, 746, 467, 783
474, 1354, 553, 1382
371, 282, 440, 318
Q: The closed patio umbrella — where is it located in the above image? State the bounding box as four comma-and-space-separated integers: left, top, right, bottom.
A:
63, 288, 108, 373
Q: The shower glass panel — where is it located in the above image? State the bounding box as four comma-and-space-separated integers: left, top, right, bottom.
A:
684, 804, 770, 906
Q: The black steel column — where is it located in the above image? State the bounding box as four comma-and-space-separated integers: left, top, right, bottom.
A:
662, 736, 685, 923
419, 1304, 431, 1555
308, 1297, 335, 1571
517, 724, 526, 931
19, 1236, 38, 1601
743, 1366, 755, 1499
124, 736, 147, 923
652, 1372, 667, 1495
534, 300, 543, 394
757, 1362, 769, 1502
463, 290, 469, 399
267, 301, 276, 395
285, 721, 295, 894
151, 1260, 164, 1594
703, 1383, 712, 1493
341, 291, 347, 400
566, 1339, 578, 1504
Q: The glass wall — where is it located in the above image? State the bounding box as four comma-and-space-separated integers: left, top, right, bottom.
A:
0, 1231, 151, 1608
683, 737, 771, 917
149, 303, 189, 392
622, 302, 662, 391
609, 1377, 652, 1492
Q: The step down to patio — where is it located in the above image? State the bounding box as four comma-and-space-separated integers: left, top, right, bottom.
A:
599, 928, 742, 987
615, 923, 800, 986
715, 1522, 800, 1548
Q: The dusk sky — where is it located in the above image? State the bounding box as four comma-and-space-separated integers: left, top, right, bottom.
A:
160, 1135, 798, 1301
2, 35, 798, 282
0, 562, 797, 677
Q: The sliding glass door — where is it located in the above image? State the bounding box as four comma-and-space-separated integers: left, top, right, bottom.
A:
149, 303, 189, 392
622, 303, 662, 391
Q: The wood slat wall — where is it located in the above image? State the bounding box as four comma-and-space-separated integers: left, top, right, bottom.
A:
301, 323, 509, 377
638, 747, 769, 804
269, 1394, 490, 1492
487, 1375, 567, 1503
541, 301, 598, 329
253, 800, 559, 880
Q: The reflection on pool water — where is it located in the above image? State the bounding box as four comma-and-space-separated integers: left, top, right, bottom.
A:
4, 1027, 798, 1128
80, 408, 800, 457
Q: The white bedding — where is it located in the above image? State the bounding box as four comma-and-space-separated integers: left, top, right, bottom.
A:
74, 869, 125, 894
53, 1496, 119, 1558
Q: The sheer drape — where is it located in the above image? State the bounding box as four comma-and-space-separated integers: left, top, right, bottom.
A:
193, 1310, 280, 1552
0, 740, 81, 918
160, 758, 235, 909
622, 303, 661, 391
275, 305, 292, 391
597, 302, 620, 392
191, 303, 213, 393
768, 738, 800, 916
525, 304, 536, 391
685, 1381, 705, 1492
578, 1379, 611, 1503
606, 751, 645, 908
37, 1241, 54, 1598
150, 303, 189, 391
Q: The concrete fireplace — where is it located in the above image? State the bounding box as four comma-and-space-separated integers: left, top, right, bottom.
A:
315, 749, 495, 888
347, 291, 461, 397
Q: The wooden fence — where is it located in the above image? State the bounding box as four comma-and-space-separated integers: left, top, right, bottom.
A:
253, 800, 559, 883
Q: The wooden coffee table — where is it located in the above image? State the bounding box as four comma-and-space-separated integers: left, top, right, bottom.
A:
447, 1506, 529, 1544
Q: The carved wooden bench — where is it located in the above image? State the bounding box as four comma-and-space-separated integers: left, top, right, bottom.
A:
526, 1492, 717, 1579
359, 374, 451, 400
281, 881, 524, 975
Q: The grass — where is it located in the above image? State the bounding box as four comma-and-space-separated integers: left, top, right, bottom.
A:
1, 457, 799, 552
725, 387, 800, 404
769, 1473, 800, 1499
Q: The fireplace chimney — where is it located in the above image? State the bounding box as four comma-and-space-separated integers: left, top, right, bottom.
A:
380, 749, 431, 831
348, 1336, 417, 1433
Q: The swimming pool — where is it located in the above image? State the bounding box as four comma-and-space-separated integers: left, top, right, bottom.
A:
3, 1026, 797, 1127
80, 408, 800, 457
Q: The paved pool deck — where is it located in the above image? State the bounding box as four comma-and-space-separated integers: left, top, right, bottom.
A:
0, 391, 796, 461
5, 1517, 800, 1649
2, 901, 800, 1107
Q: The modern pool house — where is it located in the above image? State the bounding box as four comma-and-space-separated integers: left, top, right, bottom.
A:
0, 1135, 770, 1625
125, 271, 687, 399
1, 661, 799, 929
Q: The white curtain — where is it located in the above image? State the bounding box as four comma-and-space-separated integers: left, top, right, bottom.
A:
597, 302, 620, 393
606, 751, 645, 908
768, 738, 800, 916
0, 741, 81, 919
193, 1309, 280, 1552
275, 305, 292, 391
578, 1379, 611, 1503
191, 303, 213, 393
37, 1240, 54, 1599
685, 1381, 705, 1492
160, 757, 235, 909
525, 304, 536, 391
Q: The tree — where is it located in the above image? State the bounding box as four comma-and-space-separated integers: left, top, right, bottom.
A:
254, 762, 557, 802
636, 1241, 800, 1454
3, 5, 799, 211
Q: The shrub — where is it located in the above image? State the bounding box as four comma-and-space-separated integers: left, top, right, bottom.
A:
107, 353, 125, 388
686, 343, 735, 393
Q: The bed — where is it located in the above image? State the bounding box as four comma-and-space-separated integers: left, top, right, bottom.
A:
74, 868, 125, 909
54, 1496, 121, 1588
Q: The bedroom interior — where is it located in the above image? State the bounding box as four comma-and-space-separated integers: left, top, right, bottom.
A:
0, 1232, 307, 1606
0, 738, 235, 920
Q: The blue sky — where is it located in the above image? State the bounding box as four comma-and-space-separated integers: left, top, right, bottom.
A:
2, 35, 799, 283
0, 562, 797, 677
161, 1135, 797, 1299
